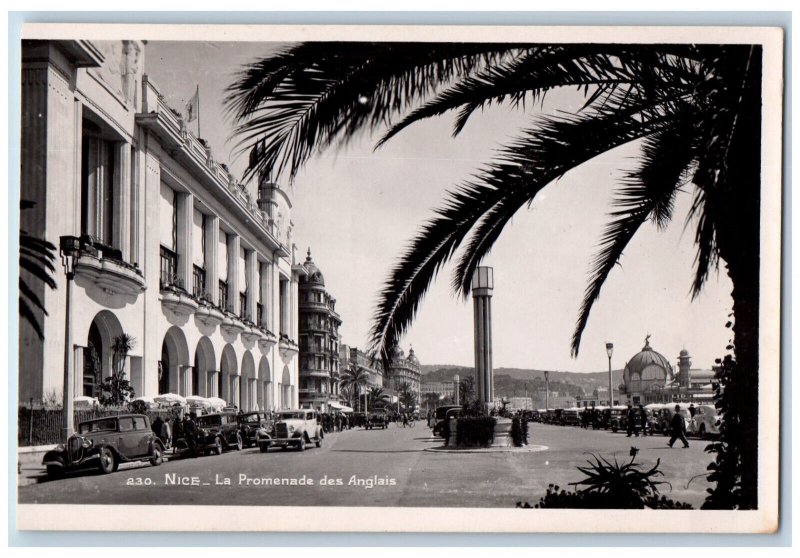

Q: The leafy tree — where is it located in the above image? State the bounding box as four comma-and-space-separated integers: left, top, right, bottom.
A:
459, 375, 476, 404
97, 333, 136, 406
368, 386, 391, 409
228, 43, 763, 509
398, 381, 417, 411
19, 200, 57, 339
340, 365, 371, 412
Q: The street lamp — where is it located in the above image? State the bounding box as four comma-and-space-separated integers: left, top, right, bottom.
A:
606, 342, 614, 406
60, 235, 81, 440
544, 371, 549, 410
453, 374, 460, 406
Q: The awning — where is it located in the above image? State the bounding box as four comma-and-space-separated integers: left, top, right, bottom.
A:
329, 402, 354, 412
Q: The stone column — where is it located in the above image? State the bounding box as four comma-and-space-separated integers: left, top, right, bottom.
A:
204, 215, 219, 301
113, 142, 131, 261
259, 261, 270, 328
471, 266, 494, 408
177, 191, 194, 290
227, 234, 240, 314
246, 249, 258, 321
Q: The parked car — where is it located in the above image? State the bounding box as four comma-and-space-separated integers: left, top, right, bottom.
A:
560, 408, 581, 426
606, 406, 629, 432
42, 414, 164, 477
366, 410, 389, 429
689, 405, 721, 438
270, 409, 324, 451
238, 411, 269, 447
194, 412, 243, 455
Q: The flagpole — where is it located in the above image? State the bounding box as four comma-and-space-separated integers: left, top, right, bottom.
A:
196, 84, 201, 138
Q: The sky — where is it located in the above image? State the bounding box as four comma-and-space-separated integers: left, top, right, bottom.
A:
145, 41, 734, 373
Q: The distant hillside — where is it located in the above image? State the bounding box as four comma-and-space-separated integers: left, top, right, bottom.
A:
421, 364, 623, 397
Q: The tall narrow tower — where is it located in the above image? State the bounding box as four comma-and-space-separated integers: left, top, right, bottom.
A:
471, 267, 494, 408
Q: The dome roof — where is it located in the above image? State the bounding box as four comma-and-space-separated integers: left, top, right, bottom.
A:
392, 345, 405, 359
407, 346, 419, 365
624, 335, 673, 379
301, 248, 325, 286
679, 349, 690, 357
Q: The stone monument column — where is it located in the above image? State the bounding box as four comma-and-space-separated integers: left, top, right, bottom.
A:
471, 266, 494, 408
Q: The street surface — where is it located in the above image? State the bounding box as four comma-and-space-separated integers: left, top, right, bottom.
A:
18, 422, 714, 508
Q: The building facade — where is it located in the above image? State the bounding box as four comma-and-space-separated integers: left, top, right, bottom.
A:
618, 338, 716, 405
420, 381, 455, 399
19, 39, 302, 411
388, 346, 422, 406
297, 249, 342, 411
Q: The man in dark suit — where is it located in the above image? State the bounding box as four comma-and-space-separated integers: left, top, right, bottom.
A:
667, 405, 690, 448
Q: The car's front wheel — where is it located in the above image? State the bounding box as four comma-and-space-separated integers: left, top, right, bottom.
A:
316, 433, 322, 448
150, 444, 163, 466
234, 432, 243, 451
259, 444, 270, 453
98, 447, 116, 474
298, 436, 306, 451
213, 437, 223, 455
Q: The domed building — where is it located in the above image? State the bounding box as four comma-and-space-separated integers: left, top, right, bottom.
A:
619, 336, 717, 405
297, 249, 342, 411
619, 336, 674, 405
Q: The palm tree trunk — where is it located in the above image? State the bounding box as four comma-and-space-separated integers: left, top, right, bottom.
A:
705, 47, 762, 510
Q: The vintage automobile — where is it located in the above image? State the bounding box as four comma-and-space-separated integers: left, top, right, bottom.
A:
366, 410, 389, 429
689, 404, 721, 439
42, 414, 164, 477
194, 412, 243, 455
560, 408, 582, 426
269, 409, 324, 451
238, 411, 269, 447
605, 406, 629, 432
651, 404, 692, 435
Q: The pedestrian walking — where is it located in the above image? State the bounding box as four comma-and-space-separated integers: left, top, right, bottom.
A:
689, 403, 697, 418
626, 405, 639, 437
171, 413, 183, 449
667, 404, 690, 448
183, 413, 198, 457
638, 405, 648, 436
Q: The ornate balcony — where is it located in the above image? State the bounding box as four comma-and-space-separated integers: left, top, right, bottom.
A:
220, 313, 245, 336
160, 285, 199, 318
73, 238, 146, 300
258, 327, 278, 352
194, 299, 225, 328
279, 335, 299, 363
241, 321, 264, 344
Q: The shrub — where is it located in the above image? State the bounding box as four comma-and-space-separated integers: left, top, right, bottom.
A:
455, 416, 496, 448
518, 454, 693, 509
511, 416, 529, 447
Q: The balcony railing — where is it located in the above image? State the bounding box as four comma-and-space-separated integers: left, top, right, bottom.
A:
160, 246, 178, 290
193, 265, 206, 298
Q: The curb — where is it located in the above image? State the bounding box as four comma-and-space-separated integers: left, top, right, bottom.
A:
424, 444, 548, 454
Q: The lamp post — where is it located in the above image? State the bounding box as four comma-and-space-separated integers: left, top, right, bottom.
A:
606, 342, 614, 406
453, 374, 460, 406
544, 371, 549, 410
59, 236, 81, 440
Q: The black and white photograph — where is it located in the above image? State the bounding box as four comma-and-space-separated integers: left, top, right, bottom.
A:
14, 23, 783, 533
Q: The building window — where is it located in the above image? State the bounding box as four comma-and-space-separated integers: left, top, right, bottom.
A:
240, 292, 248, 320
256, 302, 264, 327
219, 279, 229, 312
160, 246, 178, 289
193, 265, 206, 298
81, 130, 116, 247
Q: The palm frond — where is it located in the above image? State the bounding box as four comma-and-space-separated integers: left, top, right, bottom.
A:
571, 120, 698, 356
226, 42, 527, 182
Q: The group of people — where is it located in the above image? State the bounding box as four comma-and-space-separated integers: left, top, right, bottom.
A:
577, 404, 691, 448
319, 413, 353, 433
150, 411, 202, 456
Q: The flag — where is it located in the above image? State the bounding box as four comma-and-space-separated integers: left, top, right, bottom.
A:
185, 87, 199, 122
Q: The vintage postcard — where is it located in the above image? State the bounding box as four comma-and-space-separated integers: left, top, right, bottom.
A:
14, 23, 783, 533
